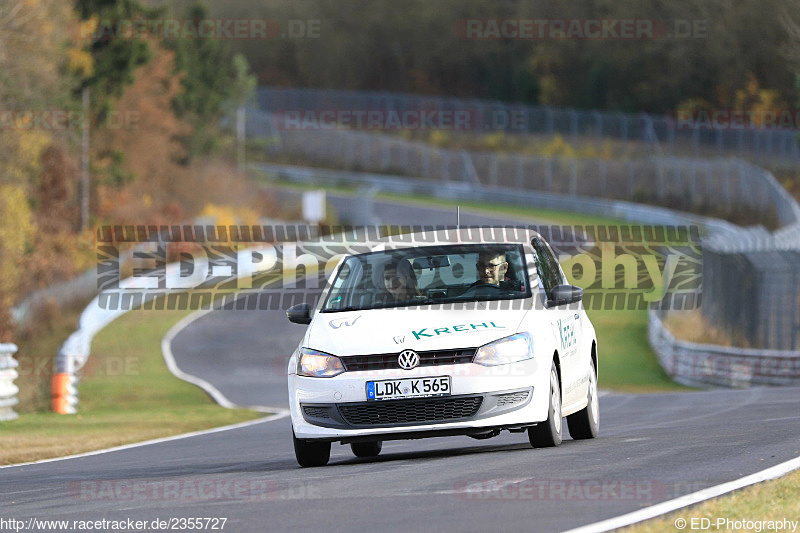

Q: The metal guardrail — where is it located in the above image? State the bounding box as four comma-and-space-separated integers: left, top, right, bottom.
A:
247, 108, 799, 230
648, 312, 800, 387
253, 162, 765, 243
0, 343, 19, 421
257, 86, 800, 166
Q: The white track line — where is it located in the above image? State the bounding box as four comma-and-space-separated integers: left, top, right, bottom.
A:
563, 455, 800, 533
160, 306, 289, 415
2, 303, 290, 470
0, 414, 285, 470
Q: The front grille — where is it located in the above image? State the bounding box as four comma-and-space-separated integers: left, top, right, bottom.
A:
340, 348, 475, 372
496, 390, 530, 407
338, 396, 483, 427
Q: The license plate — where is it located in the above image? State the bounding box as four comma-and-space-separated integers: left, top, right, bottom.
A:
366, 376, 451, 401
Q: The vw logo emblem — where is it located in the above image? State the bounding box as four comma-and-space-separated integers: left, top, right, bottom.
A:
398, 350, 420, 370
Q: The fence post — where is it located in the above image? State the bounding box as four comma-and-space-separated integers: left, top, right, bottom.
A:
0, 343, 19, 421
441, 149, 450, 182
570, 159, 578, 195
592, 111, 602, 146
545, 107, 554, 136
620, 113, 628, 142
570, 109, 579, 145
628, 161, 636, 197
52, 350, 78, 414
656, 158, 665, 200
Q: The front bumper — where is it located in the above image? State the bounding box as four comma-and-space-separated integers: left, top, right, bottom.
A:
289, 359, 550, 440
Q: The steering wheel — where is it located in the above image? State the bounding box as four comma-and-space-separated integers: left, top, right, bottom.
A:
461, 282, 502, 298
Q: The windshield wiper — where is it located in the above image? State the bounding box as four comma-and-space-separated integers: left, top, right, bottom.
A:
321, 306, 361, 313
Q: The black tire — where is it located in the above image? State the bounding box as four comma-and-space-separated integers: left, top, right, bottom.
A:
350, 441, 382, 458
567, 358, 599, 440
293, 430, 331, 467
528, 360, 563, 448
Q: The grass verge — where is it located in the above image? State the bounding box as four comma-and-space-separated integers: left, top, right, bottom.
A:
0, 306, 262, 466
623, 468, 800, 532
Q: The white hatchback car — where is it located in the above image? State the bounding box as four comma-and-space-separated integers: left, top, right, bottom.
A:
286, 228, 599, 467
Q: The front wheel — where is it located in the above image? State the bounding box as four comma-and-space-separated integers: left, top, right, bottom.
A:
567, 358, 599, 440
350, 441, 382, 458
293, 430, 331, 467
528, 361, 563, 448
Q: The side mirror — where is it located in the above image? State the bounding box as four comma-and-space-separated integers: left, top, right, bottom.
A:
287, 303, 312, 324
547, 284, 584, 308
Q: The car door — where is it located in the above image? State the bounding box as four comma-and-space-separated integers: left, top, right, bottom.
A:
532, 237, 583, 409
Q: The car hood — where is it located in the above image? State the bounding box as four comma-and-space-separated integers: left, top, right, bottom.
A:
305, 305, 529, 355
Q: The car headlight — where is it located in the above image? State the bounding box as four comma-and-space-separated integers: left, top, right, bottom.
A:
473, 333, 534, 366
297, 348, 345, 377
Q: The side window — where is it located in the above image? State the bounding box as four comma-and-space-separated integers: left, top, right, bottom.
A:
532, 238, 559, 295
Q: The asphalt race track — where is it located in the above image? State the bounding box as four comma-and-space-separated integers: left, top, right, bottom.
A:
2, 195, 799, 533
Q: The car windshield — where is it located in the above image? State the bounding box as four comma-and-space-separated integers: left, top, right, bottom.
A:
321, 244, 532, 312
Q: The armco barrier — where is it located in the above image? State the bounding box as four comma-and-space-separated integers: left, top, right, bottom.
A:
648, 311, 800, 387
0, 343, 19, 421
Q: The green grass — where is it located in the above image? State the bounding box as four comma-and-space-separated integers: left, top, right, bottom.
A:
623, 469, 800, 532
589, 309, 686, 392
0, 306, 261, 466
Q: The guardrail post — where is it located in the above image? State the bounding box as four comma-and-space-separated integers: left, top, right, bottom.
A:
52, 354, 78, 414
0, 343, 20, 421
